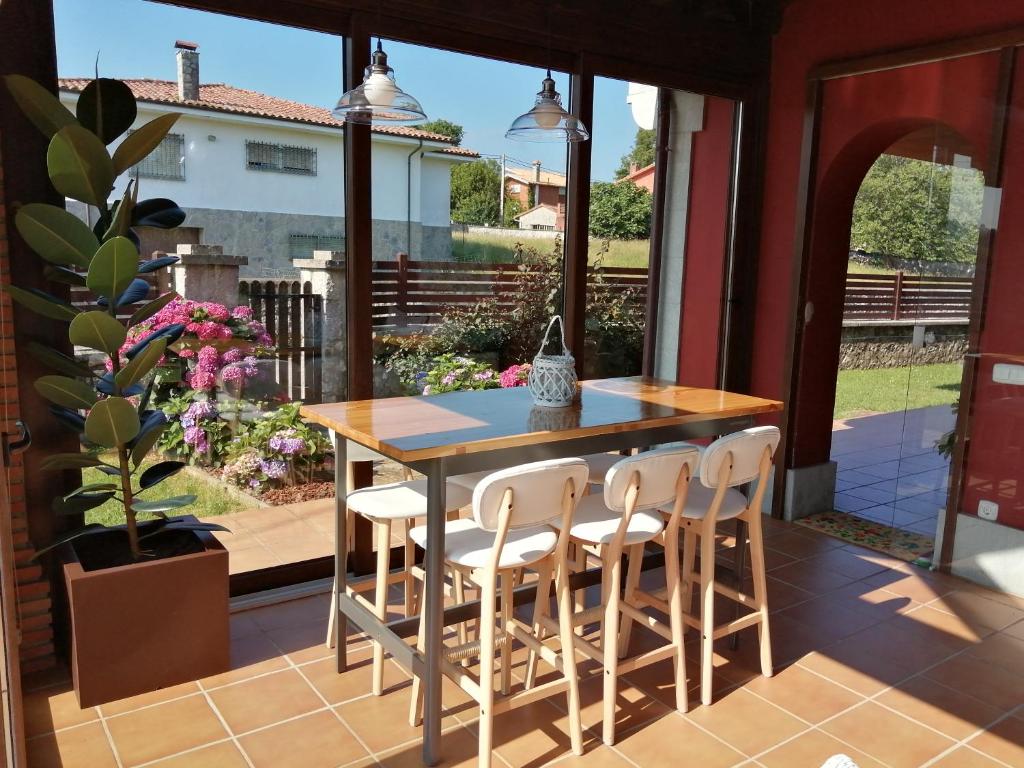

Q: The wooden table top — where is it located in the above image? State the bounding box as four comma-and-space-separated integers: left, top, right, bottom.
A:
300, 376, 783, 463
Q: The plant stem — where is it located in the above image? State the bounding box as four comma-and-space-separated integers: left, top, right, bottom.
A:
118, 446, 141, 560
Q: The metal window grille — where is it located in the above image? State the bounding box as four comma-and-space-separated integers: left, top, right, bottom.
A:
246, 141, 317, 175
288, 233, 345, 259
131, 132, 185, 180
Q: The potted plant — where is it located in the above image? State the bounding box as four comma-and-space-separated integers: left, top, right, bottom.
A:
3, 74, 230, 706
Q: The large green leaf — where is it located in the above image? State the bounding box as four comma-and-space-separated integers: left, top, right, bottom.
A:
47, 124, 115, 207
33, 524, 108, 559
14, 203, 97, 268
131, 422, 166, 467
76, 78, 137, 145
3, 75, 77, 138
34, 375, 98, 410
39, 452, 106, 471
132, 494, 196, 514
43, 266, 87, 287
84, 397, 139, 448
115, 337, 166, 389
139, 460, 185, 489
87, 236, 138, 300
64, 482, 118, 500
2, 285, 79, 321
28, 342, 94, 379
112, 113, 181, 175
69, 311, 126, 355
102, 182, 135, 242
129, 291, 178, 327
52, 493, 115, 516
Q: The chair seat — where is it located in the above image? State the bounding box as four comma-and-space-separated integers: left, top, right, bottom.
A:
409, 518, 557, 569
581, 452, 624, 484
675, 484, 748, 521
552, 493, 664, 546
347, 479, 472, 521
448, 470, 492, 490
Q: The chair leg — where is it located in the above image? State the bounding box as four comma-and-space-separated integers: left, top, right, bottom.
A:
601, 548, 623, 746
408, 608, 427, 727
699, 525, 716, 706
403, 518, 416, 618
326, 577, 337, 649
478, 572, 498, 768
524, 558, 553, 689
454, 569, 471, 668
573, 542, 587, 636
745, 512, 774, 679
681, 526, 696, 637
664, 529, 689, 714
372, 520, 391, 696
556, 554, 584, 756
617, 543, 644, 659
500, 571, 514, 696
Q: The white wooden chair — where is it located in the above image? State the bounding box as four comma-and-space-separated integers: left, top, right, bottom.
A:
535, 446, 701, 746
325, 438, 472, 697
407, 458, 589, 768
678, 426, 779, 705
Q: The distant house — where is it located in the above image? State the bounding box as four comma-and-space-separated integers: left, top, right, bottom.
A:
617, 162, 656, 192
59, 41, 478, 276
514, 203, 565, 232
504, 161, 567, 211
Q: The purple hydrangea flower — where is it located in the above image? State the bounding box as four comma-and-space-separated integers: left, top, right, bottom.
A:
259, 458, 288, 479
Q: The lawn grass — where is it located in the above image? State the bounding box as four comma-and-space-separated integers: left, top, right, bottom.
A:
451, 231, 650, 268
82, 457, 246, 526
834, 362, 962, 419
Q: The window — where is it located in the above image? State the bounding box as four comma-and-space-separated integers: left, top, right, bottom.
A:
246, 141, 317, 175
288, 233, 345, 259
132, 132, 185, 180
510, 183, 522, 193
558, 186, 566, 196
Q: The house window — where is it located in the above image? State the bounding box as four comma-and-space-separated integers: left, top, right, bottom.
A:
246, 141, 317, 175
558, 186, 567, 196
509, 183, 521, 193
288, 233, 345, 259
131, 132, 185, 180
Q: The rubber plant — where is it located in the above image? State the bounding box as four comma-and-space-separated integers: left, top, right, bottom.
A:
3, 74, 226, 561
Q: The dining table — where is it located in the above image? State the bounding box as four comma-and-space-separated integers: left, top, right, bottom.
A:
300, 375, 783, 766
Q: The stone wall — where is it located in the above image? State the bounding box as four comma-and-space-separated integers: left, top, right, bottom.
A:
839, 321, 968, 369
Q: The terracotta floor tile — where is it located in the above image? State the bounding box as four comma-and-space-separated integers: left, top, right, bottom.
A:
23, 684, 98, 737
199, 632, 290, 689
802, 548, 890, 581
967, 711, 1024, 765
742, 663, 864, 724
542, 745, 635, 766
797, 649, 911, 698
767, 560, 856, 594
874, 675, 1005, 741
902, 604, 991, 645
26, 721, 118, 768
930, 746, 1008, 767
105, 693, 228, 766
762, 530, 842, 560
924, 653, 1024, 712
208, 668, 324, 734
614, 712, 746, 767
247, 594, 330, 631
779, 596, 887, 645
764, 575, 816, 611
301, 647, 409, 704
264, 619, 335, 664
375, 724, 485, 768
567, 672, 674, 739
149, 740, 250, 767
99, 680, 201, 717
967, 631, 1024, 677
239, 709, 369, 768
821, 701, 955, 768
929, 589, 1024, 632
1002, 618, 1024, 641
756, 728, 885, 768
684, 687, 805, 756
488, 698, 594, 767
862, 569, 955, 603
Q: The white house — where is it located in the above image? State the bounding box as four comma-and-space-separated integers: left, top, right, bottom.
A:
59, 41, 477, 276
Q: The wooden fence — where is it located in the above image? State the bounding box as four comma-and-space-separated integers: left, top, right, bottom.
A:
238, 279, 323, 403
372, 254, 649, 330
843, 272, 973, 322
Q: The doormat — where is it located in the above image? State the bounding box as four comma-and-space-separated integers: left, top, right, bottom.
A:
795, 511, 934, 562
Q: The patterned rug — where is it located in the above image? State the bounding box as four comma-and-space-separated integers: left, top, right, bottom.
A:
796, 510, 934, 563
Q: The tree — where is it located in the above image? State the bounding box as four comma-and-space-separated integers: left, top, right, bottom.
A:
588, 180, 652, 240
502, 197, 523, 228
615, 128, 656, 179
419, 118, 464, 146
850, 154, 984, 263
451, 158, 501, 225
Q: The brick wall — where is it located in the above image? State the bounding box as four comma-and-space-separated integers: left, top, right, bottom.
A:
0, 139, 56, 673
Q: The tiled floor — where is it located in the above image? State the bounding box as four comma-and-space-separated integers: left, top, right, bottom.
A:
832, 406, 956, 538
23, 517, 1024, 768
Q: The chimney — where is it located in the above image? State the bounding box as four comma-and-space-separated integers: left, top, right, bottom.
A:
175, 40, 200, 101
532, 159, 542, 183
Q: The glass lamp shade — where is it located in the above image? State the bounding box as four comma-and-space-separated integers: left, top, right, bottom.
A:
332, 41, 426, 124
506, 71, 590, 142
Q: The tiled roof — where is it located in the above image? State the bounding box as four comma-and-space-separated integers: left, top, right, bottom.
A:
506, 166, 567, 187
617, 162, 655, 183
58, 78, 478, 158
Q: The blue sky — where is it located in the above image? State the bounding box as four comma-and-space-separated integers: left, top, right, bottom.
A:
53, 0, 641, 181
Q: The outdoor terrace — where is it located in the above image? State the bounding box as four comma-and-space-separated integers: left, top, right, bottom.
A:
23, 516, 1024, 768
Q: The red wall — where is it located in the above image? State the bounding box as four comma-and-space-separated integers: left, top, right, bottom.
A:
677, 96, 735, 388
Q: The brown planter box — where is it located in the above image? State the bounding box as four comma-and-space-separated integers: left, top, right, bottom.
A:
62, 523, 229, 708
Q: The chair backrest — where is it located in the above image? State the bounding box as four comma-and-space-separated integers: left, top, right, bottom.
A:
700, 426, 780, 489
603, 446, 702, 512
473, 458, 590, 531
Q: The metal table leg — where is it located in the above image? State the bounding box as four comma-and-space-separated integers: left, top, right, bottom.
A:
334, 433, 349, 673
423, 458, 447, 766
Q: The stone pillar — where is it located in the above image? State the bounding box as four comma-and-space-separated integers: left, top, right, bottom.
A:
171, 244, 248, 306
294, 251, 346, 402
